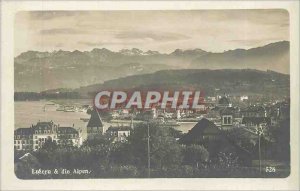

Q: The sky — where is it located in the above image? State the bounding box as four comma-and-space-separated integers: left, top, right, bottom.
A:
14, 9, 289, 56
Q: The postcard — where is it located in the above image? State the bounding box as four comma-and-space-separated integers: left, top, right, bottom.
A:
1, 0, 299, 190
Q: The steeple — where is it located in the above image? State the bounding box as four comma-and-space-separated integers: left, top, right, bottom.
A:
87, 109, 103, 128
87, 109, 104, 139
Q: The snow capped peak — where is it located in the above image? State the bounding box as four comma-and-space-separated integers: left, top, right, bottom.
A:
119, 48, 143, 56
119, 48, 160, 56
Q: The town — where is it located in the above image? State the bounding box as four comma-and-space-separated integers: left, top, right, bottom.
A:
14, 92, 290, 178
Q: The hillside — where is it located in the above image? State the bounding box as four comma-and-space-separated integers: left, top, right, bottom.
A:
77, 69, 290, 98
191, 41, 289, 74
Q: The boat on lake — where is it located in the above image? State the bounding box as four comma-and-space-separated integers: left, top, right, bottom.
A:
64, 106, 75, 112
56, 106, 65, 111
80, 118, 89, 122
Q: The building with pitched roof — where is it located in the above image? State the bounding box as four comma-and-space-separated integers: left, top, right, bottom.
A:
87, 109, 104, 139
106, 126, 131, 142
31, 121, 58, 150
240, 106, 270, 128
14, 121, 82, 151
179, 118, 222, 145
217, 94, 232, 108
14, 128, 34, 150
240, 106, 267, 118
57, 126, 82, 146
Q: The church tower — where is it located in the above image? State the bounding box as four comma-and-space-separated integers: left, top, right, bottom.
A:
87, 109, 104, 139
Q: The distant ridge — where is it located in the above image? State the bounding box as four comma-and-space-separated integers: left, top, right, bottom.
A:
76, 69, 289, 98
15, 41, 289, 92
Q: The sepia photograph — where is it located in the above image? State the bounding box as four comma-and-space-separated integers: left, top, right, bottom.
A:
0, 1, 299, 190
13, 9, 291, 179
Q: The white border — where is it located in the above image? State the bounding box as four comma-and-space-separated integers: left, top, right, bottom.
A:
1, 1, 299, 190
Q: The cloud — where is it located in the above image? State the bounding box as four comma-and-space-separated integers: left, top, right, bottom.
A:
78, 41, 140, 46
29, 11, 88, 20
55, 43, 64, 47
115, 31, 190, 42
229, 39, 262, 44
195, 9, 289, 27
40, 28, 86, 35
229, 38, 286, 46
15, 10, 289, 55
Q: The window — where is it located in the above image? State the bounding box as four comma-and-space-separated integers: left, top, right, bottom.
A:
223, 116, 232, 125
224, 117, 228, 124
36, 140, 38, 144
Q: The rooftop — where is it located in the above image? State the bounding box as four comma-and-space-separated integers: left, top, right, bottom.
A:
107, 126, 131, 132
33, 121, 56, 130
242, 117, 271, 125
14, 128, 33, 135
220, 107, 235, 115
180, 118, 222, 144
241, 106, 266, 113
218, 96, 230, 105
87, 109, 103, 127
57, 127, 79, 134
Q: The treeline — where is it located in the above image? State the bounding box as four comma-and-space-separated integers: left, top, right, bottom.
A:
14, 91, 80, 101
79, 69, 290, 97
14, 122, 289, 179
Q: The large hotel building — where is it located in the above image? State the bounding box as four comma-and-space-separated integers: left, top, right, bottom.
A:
14, 121, 82, 150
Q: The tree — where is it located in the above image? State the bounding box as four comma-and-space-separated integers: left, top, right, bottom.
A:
127, 122, 183, 170
214, 152, 239, 169
81, 134, 113, 167
182, 144, 209, 168
270, 119, 290, 162
41, 138, 58, 151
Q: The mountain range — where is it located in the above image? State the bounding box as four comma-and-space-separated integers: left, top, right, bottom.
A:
14, 41, 289, 92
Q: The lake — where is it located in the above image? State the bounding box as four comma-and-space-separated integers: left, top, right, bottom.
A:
14, 101, 197, 139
